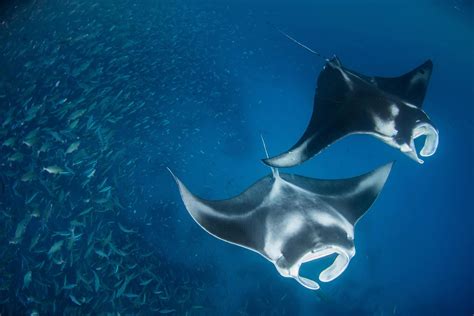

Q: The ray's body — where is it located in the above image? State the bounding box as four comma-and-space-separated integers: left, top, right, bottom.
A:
169, 162, 392, 289
263, 56, 439, 167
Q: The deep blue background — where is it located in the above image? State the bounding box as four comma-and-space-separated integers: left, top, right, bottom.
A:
1, 0, 472, 314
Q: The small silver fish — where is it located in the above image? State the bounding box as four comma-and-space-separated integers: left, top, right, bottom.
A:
23, 271, 32, 289
65, 141, 80, 154
43, 165, 65, 175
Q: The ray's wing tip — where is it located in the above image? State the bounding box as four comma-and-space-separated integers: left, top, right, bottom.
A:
261, 157, 272, 165
375, 161, 396, 184
165, 168, 191, 202
262, 156, 276, 166
262, 150, 305, 168
421, 59, 433, 72
386, 160, 396, 169
165, 166, 174, 176
165, 167, 179, 183
381, 160, 395, 172
262, 156, 293, 168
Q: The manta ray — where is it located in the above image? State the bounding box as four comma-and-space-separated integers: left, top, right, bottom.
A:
263, 55, 439, 168
169, 157, 393, 290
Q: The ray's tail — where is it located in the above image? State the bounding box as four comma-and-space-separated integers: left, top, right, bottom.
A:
268, 22, 329, 61
260, 134, 279, 178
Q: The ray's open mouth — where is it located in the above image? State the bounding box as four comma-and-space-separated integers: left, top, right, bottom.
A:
405, 122, 439, 164
293, 246, 354, 290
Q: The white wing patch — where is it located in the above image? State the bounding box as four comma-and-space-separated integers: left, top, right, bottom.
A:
372, 103, 400, 137
373, 116, 398, 137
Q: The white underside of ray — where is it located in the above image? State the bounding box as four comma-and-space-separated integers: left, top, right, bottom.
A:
261, 177, 355, 252
260, 178, 356, 290
262, 177, 354, 234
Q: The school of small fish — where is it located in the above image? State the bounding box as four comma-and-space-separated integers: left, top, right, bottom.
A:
0, 0, 257, 314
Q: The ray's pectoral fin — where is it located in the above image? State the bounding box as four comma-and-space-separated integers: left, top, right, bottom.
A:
262, 126, 350, 168
167, 168, 264, 249
283, 161, 393, 225
263, 57, 356, 168
373, 60, 433, 107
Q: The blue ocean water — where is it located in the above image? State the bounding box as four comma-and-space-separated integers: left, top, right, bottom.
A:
0, 0, 472, 315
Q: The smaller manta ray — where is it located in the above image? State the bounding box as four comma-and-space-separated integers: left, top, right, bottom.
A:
263, 52, 439, 168
168, 153, 393, 290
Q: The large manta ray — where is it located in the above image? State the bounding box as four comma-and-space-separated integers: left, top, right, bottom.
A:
263, 56, 439, 168
169, 161, 393, 290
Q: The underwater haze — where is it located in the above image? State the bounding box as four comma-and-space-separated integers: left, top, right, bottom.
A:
0, 0, 473, 315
